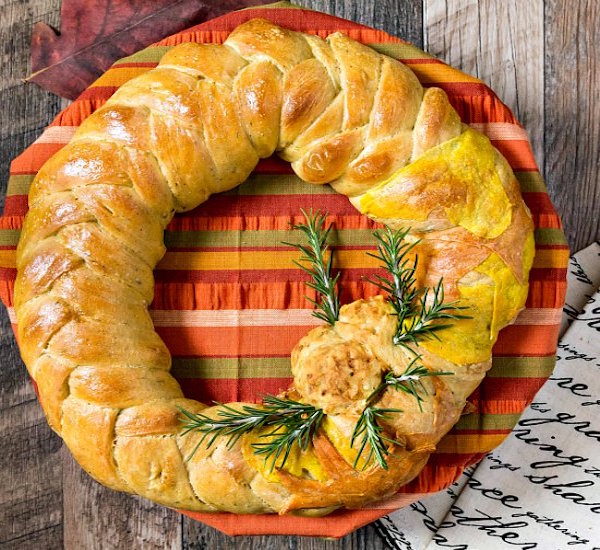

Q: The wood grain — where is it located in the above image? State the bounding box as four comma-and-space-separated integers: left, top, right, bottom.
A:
424, 0, 545, 166
0, 397, 63, 549
62, 450, 182, 550
0, 0, 598, 548
544, 0, 600, 252
296, 0, 424, 47
0, 3, 64, 549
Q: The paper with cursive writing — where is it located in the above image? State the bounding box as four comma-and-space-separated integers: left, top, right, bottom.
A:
376, 242, 600, 549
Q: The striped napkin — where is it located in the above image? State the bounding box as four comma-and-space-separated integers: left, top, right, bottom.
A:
0, 1, 568, 538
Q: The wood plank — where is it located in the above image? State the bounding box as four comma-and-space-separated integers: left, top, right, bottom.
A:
0, 0, 63, 209
544, 0, 600, 252
0, 2, 65, 547
0, 396, 63, 549
183, 518, 388, 549
62, 450, 182, 550
424, 0, 545, 166
296, 0, 424, 47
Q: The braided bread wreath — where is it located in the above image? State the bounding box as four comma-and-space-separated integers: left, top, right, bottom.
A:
15, 18, 534, 516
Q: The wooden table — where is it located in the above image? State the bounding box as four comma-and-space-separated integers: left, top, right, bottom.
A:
1, 1, 598, 548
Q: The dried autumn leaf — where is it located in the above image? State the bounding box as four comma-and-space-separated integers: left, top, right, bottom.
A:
29, 0, 272, 99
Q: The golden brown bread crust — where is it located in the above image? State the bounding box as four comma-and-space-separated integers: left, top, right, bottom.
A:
14, 18, 534, 515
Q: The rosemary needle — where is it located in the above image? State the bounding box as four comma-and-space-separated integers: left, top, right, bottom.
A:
179, 396, 324, 471
366, 226, 469, 353
367, 356, 454, 412
283, 209, 340, 326
350, 406, 404, 470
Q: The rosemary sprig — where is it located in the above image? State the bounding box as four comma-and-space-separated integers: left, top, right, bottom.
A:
179, 396, 323, 471
253, 404, 324, 472
367, 356, 453, 412
367, 226, 421, 320
350, 406, 404, 471
350, 357, 453, 469
283, 209, 340, 325
394, 279, 468, 347
366, 226, 469, 352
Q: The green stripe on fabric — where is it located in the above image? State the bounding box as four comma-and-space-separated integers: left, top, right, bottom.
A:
226, 175, 335, 196
0, 230, 20, 246
370, 42, 435, 60
115, 46, 172, 65
534, 228, 569, 246
172, 357, 292, 379
516, 172, 547, 193
7, 175, 34, 196
488, 356, 556, 378
453, 413, 522, 431
164, 228, 375, 248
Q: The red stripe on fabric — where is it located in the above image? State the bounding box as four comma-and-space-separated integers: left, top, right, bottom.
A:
0, 268, 16, 282
477, 377, 549, 401
188, 194, 356, 217
450, 95, 518, 125
522, 192, 559, 214
527, 268, 568, 282
166, 214, 378, 232
3, 196, 27, 216
174, 377, 292, 404
535, 244, 571, 250
253, 156, 294, 174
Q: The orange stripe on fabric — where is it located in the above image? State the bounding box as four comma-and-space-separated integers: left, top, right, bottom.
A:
10, 143, 65, 174
152, 281, 382, 310
436, 433, 508, 454
180, 507, 396, 538
493, 324, 561, 356
157, 325, 312, 356
0, 250, 15, 268
90, 66, 153, 87
532, 248, 570, 269
526, 275, 568, 309
409, 64, 482, 84
156, 249, 379, 271
491, 140, 539, 171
